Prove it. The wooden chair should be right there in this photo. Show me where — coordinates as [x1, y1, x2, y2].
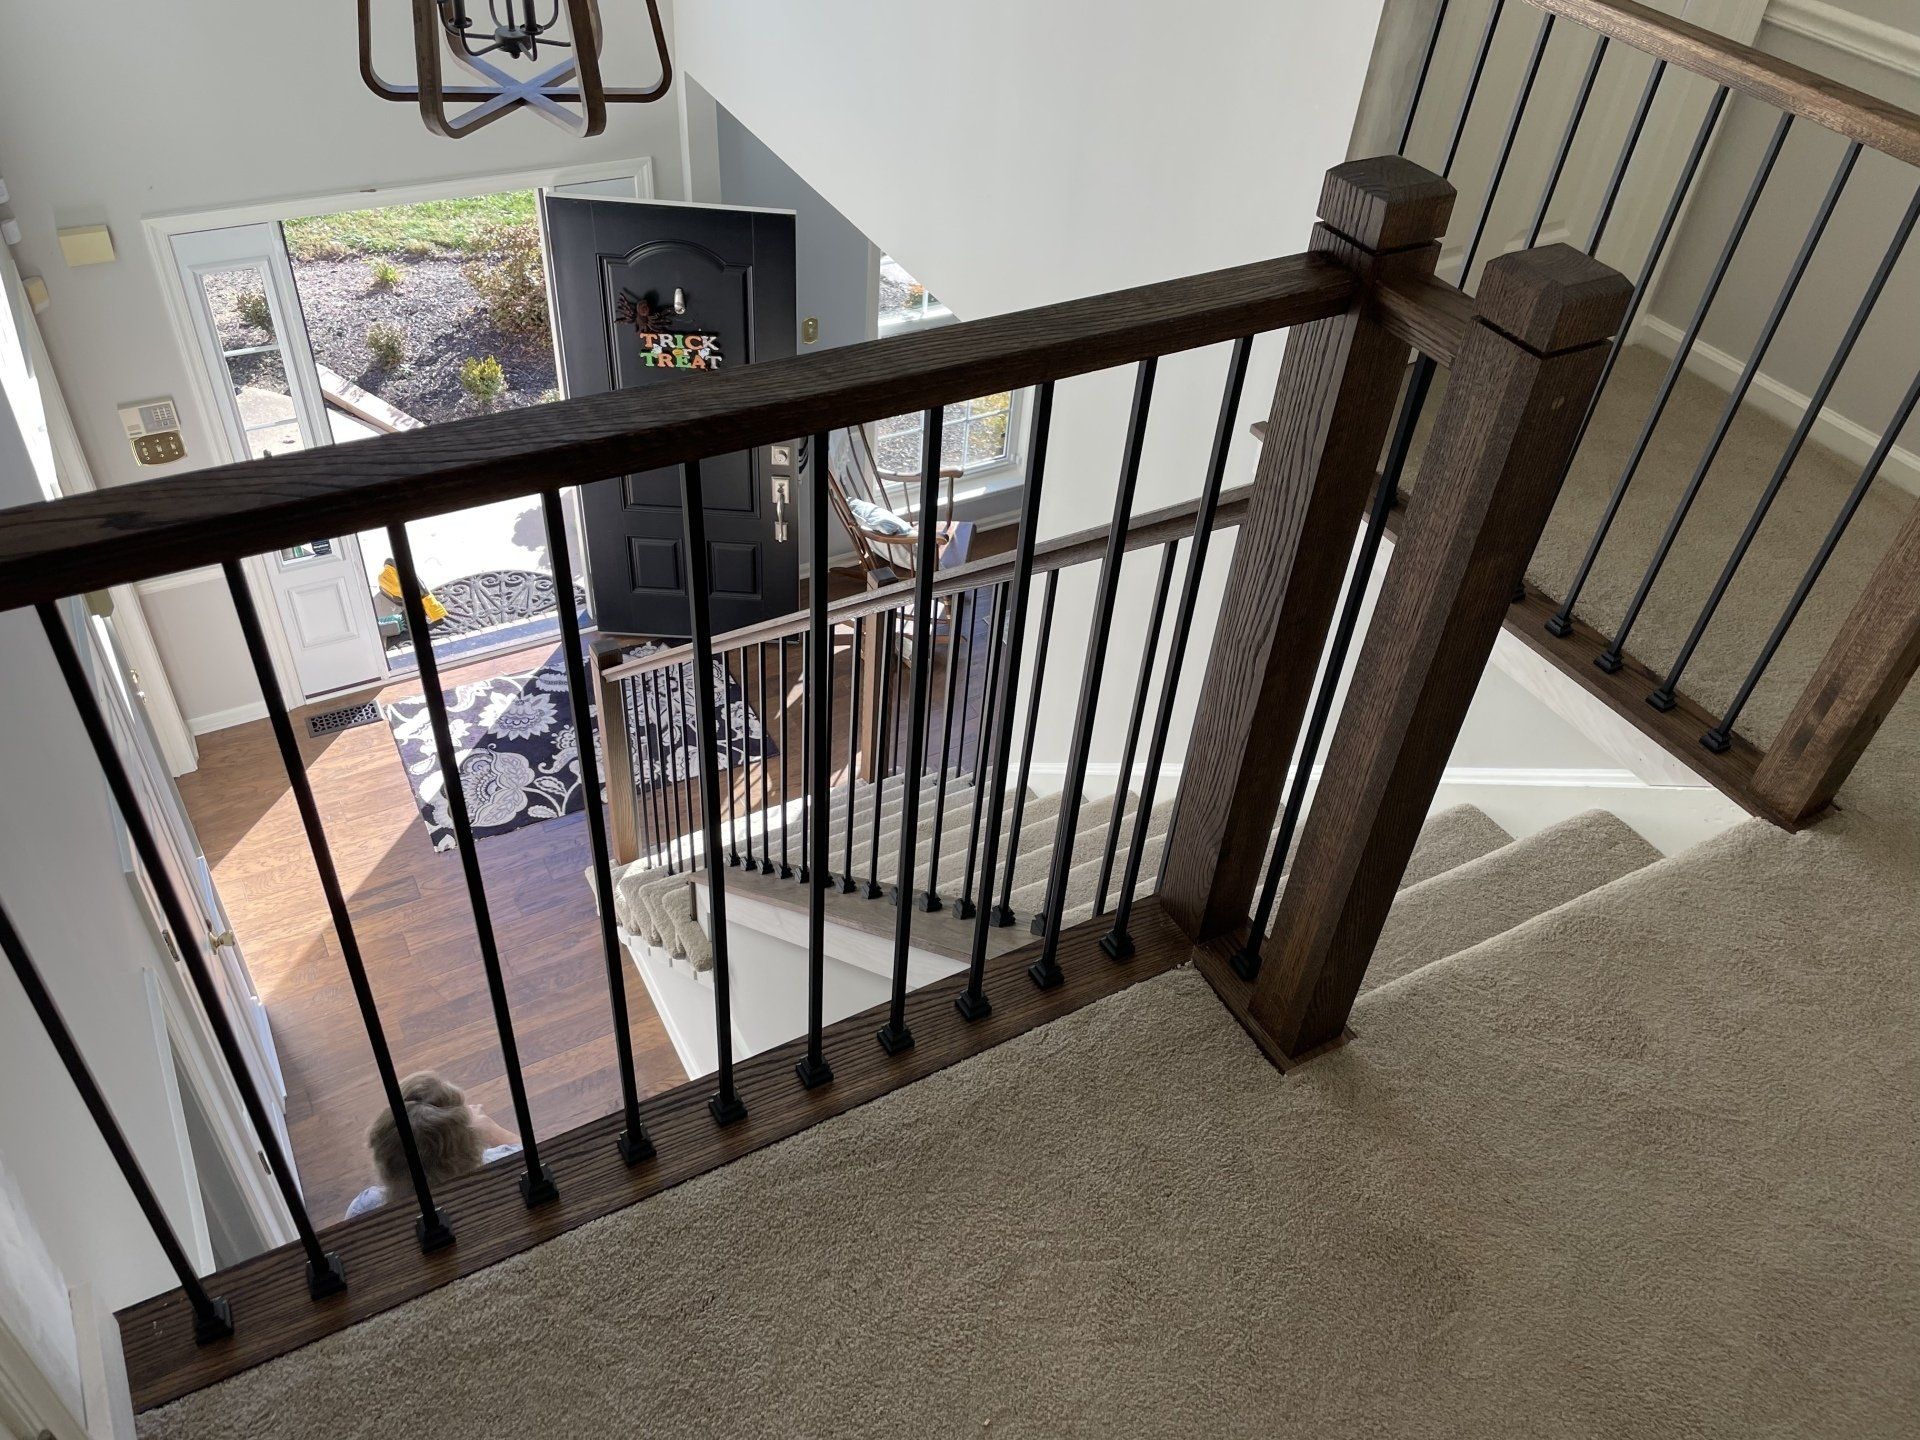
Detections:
[822, 426, 973, 588]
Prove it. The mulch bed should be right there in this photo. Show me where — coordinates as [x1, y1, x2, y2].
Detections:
[285, 255, 558, 423]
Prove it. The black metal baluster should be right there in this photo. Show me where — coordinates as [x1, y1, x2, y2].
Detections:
[1547, 88, 1757, 639]
[0, 898, 235, 1342]
[1456, 11, 1555, 287]
[959, 386, 1055, 1012]
[1441, 0, 1506, 180]
[953, 582, 1007, 924]
[757, 644, 775, 873]
[797, 430, 836, 1087]
[722, 647, 741, 868]
[737, 648, 756, 872]
[1587, 59, 1667, 255]
[1704, 363, 1920, 753]
[680, 461, 747, 1124]
[1030, 359, 1157, 983]
[864, 610, 897, 900]
[222, 562, 454, 1246]
[627, 676, 656, 871]
[837, 619, 863, 893]
[779, 639, 794, 879]
[1396, 0, 1453, 157]
[1531, 79, 1726, 638]
[796, 635, 811, 884]
[1092, 538, 1178, 919]
[1658, 184, 1920, 711]
[388, 527, 558, 1206]
[645, 674, 674, 873]
[1525, 32, 1608, 249]
[1231, 361, 1433, 980]
[955, 585, 982, 775]
[540, 491, 654, 1164]
[665, 665, 687, 875]
[37, 602, 348, 1292]
[993, 569, 1060, 927]
[1104, 335, 1253, 958]
[913, 587, 969, 911]
[1603, 138, 1861, 674]
[877, 409, 945, 1054]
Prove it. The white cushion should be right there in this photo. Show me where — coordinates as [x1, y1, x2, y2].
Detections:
[846, 496, 913, 536]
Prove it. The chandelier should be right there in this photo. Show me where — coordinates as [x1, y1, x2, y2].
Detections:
[357, 0, 672, 139]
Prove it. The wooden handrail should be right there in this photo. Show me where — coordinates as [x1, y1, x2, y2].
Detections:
[1530, 0, 1920, 167]
[0, 254, 1357, 611]
[599, 483, 1255, 685]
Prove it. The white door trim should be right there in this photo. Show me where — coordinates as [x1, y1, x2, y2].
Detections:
[142, 158, 654, 706]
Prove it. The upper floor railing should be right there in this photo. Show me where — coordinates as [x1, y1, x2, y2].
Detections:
[8, 150, 1630, 1410]
[1395, 0, 1920, 825]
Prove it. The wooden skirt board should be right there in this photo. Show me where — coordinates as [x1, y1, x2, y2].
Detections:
[118, 899, 1196, 1412]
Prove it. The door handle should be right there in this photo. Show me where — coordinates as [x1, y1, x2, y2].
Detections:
[772, 476, 790, 543]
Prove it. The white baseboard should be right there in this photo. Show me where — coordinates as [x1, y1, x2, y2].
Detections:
[187, 700, 267, 736]
[1766, 0, 1920, 79]
[1632, 313, 1920, 498]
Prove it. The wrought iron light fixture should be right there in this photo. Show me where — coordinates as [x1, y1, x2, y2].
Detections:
[358, 0, 671, 139]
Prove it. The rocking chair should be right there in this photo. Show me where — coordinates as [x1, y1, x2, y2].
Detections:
[823, 426, 973, 589]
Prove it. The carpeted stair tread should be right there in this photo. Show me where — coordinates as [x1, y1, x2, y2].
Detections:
[1007, 796, 1169, 922]
[1360, 809, 1660, 992]
[1399, 804, 1514, 887]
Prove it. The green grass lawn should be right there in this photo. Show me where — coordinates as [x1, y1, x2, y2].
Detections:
[284, 191, 537, 260]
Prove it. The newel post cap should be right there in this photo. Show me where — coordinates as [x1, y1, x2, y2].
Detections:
[1473, 244, 1634, 355]
[1318, 156, 1456, 252]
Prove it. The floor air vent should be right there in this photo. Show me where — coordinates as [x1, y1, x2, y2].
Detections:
[307, 701, 383, 738]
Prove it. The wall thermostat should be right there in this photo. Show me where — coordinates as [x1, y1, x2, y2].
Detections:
[119, 397, 186, 466]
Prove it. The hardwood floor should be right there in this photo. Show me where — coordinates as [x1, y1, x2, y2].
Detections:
[180, 534, 1014, 1228]
[180, 640, 690, 1227]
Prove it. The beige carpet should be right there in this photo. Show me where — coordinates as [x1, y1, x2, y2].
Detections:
[140, 352, 1920, 1438]
[1361, 808, 1658, 990]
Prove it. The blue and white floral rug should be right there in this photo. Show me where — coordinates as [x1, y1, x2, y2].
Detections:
[386, 647, 770, 851]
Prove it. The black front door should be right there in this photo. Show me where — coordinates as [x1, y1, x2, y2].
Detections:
[542, 196, 798, 637]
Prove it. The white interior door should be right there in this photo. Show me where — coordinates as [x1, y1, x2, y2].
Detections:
[171, 224, 386, 701]
[85, 603, 294, 1171]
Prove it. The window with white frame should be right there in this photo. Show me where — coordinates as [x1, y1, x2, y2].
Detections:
[874, 255, 1014, 476]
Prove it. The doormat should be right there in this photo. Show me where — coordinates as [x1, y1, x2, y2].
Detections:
[430, 569, 589, 638]
[307, 700, 382, 738]
[622, 644, 775, 789]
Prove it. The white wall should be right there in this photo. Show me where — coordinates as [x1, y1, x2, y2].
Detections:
[676, 0, 1387, 770]
[0, 250, 202, 1333]
[0, 1, 688, 731]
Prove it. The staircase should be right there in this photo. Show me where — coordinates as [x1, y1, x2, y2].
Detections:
[6, 3, 1920, 1429]
[615, 760, 1677, 1076]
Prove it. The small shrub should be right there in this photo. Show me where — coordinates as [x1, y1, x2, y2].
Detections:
[461, 221, 549, 336]
[458, 355, 507, 409]
[366, 321, 407, 370]
[235, 289, 273, 332]
[368, 258, 403, 291]
[536, 387, 560, 406]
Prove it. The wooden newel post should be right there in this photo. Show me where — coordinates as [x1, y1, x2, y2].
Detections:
[1751, 503, 1920, 824]
[595, 644, 641, 866]
[1249, 244, 1632, 1059]
[1160, 156, 1455, 942]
